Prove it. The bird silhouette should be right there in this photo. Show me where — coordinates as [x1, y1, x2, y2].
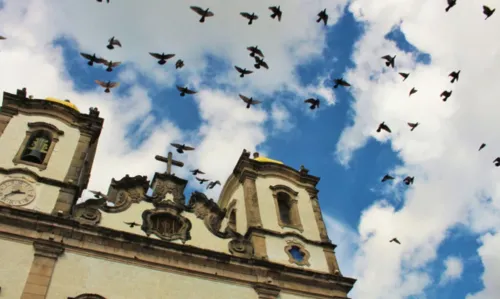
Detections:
[239, 94, 262, 109]
[483, 5, 495, 19]
[190, 6, 214, 23]
[409, 87, 418, 96]
[390, 238, 401, 244]
[333, 78, 351, 88]
[235, 66, 253, 78]
[170, 143, 195, 154]
[254, 56, 269, 69]
[149, 52, 175, 65]
[247, 46, 264, 58]
[124, 221, 141, 228]
[381, 174, 394, 182]
[176, 85, 197, 97]
[269, 6, 282, 21]
[403, 176, 414, 185]
[445, 0, 456, 12]
[80, 53, 106, 66]
[479, 143, 486, 151]
[0, 36, 6, 40]
[95, 80, 120, 93]
[317, 9, 328, 25]
[408, 122, 419, 131]
[175, 59, 184, 69]
[382, 55, 396, 68]
[190, 169, 205, 175]
[304, 98, 320, 110]
[449, 70, 460, 83]
[440, 90, 452, 102]
[100, 60, 121, 72]
[494, 158, 500, 167]
[196, 177, 209, 184]
[107, 36, 121, 50]
[377, 122, 392, 133]
[96, 0, 110, 3]
[399, 72, 410, 81]
[240, 12, 258, 25]
[207, 180, 221, 189]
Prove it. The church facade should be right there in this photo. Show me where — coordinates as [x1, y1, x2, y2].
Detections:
[0, 88, 356, 299]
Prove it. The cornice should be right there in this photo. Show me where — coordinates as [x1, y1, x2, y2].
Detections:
[245, 227, 337, 251]
[33, 239, 65, 259]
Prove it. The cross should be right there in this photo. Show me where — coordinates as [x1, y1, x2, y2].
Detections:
[155, 152, 184, 175]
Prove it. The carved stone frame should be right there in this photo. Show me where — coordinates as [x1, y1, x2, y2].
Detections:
[226, 199, 237, 232]
[269, 185, 303, 232]
[284, 240, 311, 267]
[141, 205, 192, 243]
[68, 294, 106, 299]
[13, 122, 65, 171]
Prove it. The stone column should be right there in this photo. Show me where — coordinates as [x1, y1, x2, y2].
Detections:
[253, 284, 281, 299]
[323, 247, 342, 275]
[240, 170, 262, 228]
[250, 231, 268, 260]
[307, 188, 329, 242]
[21, 239, 64, 299]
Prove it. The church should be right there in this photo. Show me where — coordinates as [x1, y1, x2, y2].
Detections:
[0, 88, 356, 299]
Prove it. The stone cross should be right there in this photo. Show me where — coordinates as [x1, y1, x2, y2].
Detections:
[155, 152, 184, 175]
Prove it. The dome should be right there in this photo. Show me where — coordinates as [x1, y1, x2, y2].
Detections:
[254, 156, 284, 165]
[45, 97, 80, 112]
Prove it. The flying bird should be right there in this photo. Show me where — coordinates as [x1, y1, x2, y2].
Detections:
[106, 36, 121, 50]
[190, 6, 214, 23]
[269, 6, 282, 21]
[449, 70, 460, 83]
[317, 9, 328, 25]
[0, 36, 6, 40]
[170, 143, 195, 154]
[240, 12, 258, 25]
[124, 221, 141, 228]
[381, 174, 395, 182]
[100, 60, 121, 72]
[235, 66, 253, 78]
[408, 122, 419, 131]
[403, 176, 414, 185]
[440, 90, 452, 102]
[445, 0, 456, 12]
[377, 122, 392, 133]
[207, 180, 221, 189]
[483, 5, 495, 19]
[175, 59, 184, 69]
[190, 169, 205, 175]
[239, 94, 262, 109]
[80, 52, 106, 66]
[409, 87, 418, 96]
[254, 56, 269, 69]
[176, 85, 197, 97]
[96, 0, 110, 3]
[95, 80, 119, 93]
[479, 143, 486, 151]
[399, 72, 409, 81]
[333, 78, 351, 88]
[382, 55, 396, 68]
[196, 177, 209, 184]
[304, 98, 320, 110]
[390, 238, 401, 245]
[149, 52, 175, 65]
[494, 157, 500, 167]
[247, 46, 264, 58]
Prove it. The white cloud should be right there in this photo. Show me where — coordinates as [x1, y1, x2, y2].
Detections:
[323, 214, 359, 277]
[467, 233, 500, 299]
[270, 102, 294, 133]
[333, 0, 500, 298]
[440, 256, 464, 285]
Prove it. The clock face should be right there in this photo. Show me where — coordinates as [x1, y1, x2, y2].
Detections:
[0, 179, 36, 206]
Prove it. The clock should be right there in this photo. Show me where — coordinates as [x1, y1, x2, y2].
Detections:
[0, 179, 36, 206]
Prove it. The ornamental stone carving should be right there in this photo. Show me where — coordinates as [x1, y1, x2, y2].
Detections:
[141, 200, 192, 243]
[100, 174, 149, 213]
[151, 173, 187, 205]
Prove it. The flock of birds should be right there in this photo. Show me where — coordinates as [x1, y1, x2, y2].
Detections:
[1, 2, 498, 243]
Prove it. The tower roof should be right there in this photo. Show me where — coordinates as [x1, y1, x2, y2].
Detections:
[45, 97, 79, 112]
[253, 156, 284, 165]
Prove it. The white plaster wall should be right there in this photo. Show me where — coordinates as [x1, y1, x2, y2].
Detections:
[265, 235, 329, 273]
[0, 114, 80, 181]
[0, 172, 61, 214]
[255, 177, 321, 241]
[0, 238, 34, 299]
[47, 252, 258, 299]
[99, 201, 230, 254]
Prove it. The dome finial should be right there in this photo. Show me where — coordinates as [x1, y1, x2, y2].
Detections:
[253, 152, 259, 158]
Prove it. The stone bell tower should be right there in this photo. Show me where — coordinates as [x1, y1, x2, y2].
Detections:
[0, 88, 103, 215]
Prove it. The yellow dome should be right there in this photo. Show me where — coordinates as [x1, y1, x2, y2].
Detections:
[254, 156, 284, 165]
[45, 97, 79, 112]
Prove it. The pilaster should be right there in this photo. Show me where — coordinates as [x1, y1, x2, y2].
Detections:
[323, 247, 342, 275]
[249, 231, 268, 260]
[239, 169, 263, 228]
[253, 283, 281, 299]
[307, 188, 330, 242]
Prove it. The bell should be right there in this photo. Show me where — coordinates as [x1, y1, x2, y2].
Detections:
[21, 149, 44, 163]
[21, 136, 50, 164]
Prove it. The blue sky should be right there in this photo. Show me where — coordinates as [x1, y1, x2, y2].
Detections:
[1, 1, 500, 298]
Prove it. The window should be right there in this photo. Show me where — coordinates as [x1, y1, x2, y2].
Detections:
[20, 130, 52, 164]
[269, 185, 303, 232]
[284, 241, 311, 266]
[68, 294, 106, 299]
[288, 245, 305, 262]
[277, 192, 292, 225]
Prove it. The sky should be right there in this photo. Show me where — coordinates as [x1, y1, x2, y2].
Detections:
[0, 1, 499, 298]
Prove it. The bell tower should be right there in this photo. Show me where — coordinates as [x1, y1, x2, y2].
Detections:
[0, 88, 103, 215]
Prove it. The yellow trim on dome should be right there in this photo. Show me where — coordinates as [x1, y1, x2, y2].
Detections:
[254, 156, 284, 165]
[45, 97, 79, 112]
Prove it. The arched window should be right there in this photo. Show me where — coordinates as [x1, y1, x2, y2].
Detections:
[68, 294, 106, 299]
[277, 192, 292, 225]
[270, 185, 303, 232]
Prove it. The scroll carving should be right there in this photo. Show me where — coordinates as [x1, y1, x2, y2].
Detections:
[72, 195, 106, 225]
[100, 175, 149, 213]
[141, 201, 192, 243]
